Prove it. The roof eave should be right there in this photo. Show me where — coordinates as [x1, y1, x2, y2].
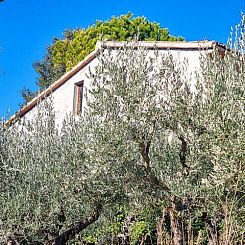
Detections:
[5, 49, 97, 126]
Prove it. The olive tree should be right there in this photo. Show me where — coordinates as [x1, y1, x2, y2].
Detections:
[1, 17, 245, 245]
[84, 27, 245, 243]
[0, 47, 192, 244]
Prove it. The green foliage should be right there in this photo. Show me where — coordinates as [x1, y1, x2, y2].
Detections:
[52, 12, 183, 72]
[128, 208, 157, 245]
[20, 87, 37, 105]
[83, 234, 97, 244]
[129, 221, 148, 245]
[108, 209, 127, 236]
[33, 45, 66, 91]
[22, 13, 184, 104]
[2, 15, 245, 245]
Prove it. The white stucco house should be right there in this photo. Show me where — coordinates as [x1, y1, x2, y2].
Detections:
[6, 41, 226, 127]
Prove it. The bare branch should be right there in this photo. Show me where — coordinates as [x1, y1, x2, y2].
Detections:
[178, 135, 190, 175]
[50, 204, 102, 245]
[139, 140, 171, 193]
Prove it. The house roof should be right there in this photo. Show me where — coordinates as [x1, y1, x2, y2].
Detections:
[98, 40, 227, 51]
[5, 40, 227, 126]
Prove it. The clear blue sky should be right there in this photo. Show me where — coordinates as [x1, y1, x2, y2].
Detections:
[0, 0, 244, 118]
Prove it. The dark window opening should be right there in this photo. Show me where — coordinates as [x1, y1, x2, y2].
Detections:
[73, 81, 84, 115]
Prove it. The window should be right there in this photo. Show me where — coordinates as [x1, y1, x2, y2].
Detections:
[73, 81, 84, 116]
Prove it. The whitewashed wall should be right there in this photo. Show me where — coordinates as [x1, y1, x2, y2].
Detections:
[19, 48, 203, 128]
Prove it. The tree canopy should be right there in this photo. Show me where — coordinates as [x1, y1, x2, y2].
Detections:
[2, 14, 244, 245]
[21, 13, 183, 104]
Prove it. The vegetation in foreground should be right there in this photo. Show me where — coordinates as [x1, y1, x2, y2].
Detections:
[0, 15, 244, 245]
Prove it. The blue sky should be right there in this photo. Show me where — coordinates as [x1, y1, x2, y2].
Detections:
[0, 0, 244, 118]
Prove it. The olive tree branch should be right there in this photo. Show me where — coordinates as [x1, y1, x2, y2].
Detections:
[50, 202, 102, 245]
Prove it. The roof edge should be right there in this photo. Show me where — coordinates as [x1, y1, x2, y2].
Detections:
[5, 40, 227, 126]
[5, 49, 98, 126]
[96, 40, 228, 51]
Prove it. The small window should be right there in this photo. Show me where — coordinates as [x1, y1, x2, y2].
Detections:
[73, 81, 84, 116]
